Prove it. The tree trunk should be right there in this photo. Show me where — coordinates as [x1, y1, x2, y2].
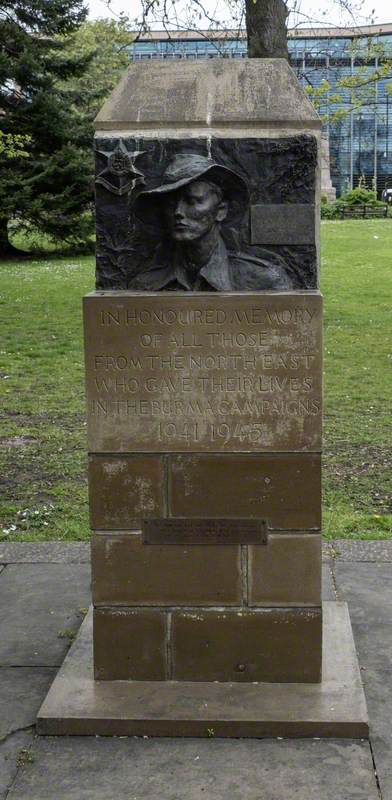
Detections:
[245, 0, 289, 59]
[0, 216, 23, 258]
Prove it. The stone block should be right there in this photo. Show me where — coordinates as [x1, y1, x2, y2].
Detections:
[84, 293, 322, 453]
[248, 533, 321, 606]
[169, 454, 321, 529]
[88, 455, 165, 529]
[37, 604, 368, 738]
[91, 532, 241, 606]
[172, 607, 322, 683]
[93, 608, 166, 680]
[95, 59, 320, 129]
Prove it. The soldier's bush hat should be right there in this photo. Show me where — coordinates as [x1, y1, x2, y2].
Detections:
[134, 153, 248, 225]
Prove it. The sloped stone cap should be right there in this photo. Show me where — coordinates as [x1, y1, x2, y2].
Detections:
[95, 58, 320, 130]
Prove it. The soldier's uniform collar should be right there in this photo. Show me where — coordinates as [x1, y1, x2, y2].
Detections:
[173, 235, 230, 291]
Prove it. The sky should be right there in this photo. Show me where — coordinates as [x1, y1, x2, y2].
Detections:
[87, 0, 392, 29]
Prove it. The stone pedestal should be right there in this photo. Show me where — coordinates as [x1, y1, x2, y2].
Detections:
[321, 132, 336, 201]
[37, 58, 367, 737]
[84, 291, 323, 685]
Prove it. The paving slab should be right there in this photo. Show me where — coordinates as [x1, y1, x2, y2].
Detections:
[0, 668, 55, 738]
[0, 542, 387, 800]
[328, 539, 392, 562]
[2, 539, 390, 565]
[335, 563, 392, 800]
[0, 564, 91, 666]
[0, 730, 34, 800]
[334, 562, 392, 624]
[360, 667, 392, 799]
[322, 563, 336, 600]
[0, 542, 90, 564]
[1, 539, 391, 566]
[352, 623, 392, 672]
[6, 736, 378, 800]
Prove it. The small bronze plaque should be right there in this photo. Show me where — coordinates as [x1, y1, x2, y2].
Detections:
[142, 518, 268, 545]
[251, 204, 315, 245]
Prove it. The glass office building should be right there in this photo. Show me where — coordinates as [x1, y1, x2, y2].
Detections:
[130, 24, 392, 197]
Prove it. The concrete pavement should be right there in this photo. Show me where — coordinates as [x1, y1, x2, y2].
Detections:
[1, 539, 391, 799]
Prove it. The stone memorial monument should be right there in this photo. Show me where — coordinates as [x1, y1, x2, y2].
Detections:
[320, 132, 336, 202]
[38, 59, 368, 737]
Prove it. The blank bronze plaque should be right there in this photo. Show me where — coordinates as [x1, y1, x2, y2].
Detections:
[142, 518, 268, 545]
[251, 205, 315, 245]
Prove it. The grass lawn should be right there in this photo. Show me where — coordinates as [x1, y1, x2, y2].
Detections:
[0, 219, 391, 541]
[321, 220, 391, 538]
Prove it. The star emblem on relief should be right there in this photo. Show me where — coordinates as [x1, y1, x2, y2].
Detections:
[95, 140, 146, 196]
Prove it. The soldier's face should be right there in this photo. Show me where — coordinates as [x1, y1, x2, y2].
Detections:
[164, 180, 228, 241]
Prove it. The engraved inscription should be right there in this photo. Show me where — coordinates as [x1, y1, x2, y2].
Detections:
[142, 518, 268, 545]
[84, 293, 322, 453]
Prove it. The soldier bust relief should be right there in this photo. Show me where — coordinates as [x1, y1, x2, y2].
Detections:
[130, 154, 293, 292]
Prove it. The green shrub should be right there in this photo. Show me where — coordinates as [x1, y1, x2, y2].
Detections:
[341, 187, 377, 205]
[320, 192, 389, 219]
[320, 201, 345, 219]
[321, 203, 337, 219]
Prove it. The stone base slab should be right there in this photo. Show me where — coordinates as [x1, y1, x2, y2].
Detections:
[37, 602, 368, 738]
[93, 605, 322, 683]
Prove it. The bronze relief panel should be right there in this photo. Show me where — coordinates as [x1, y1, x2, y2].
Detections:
[95, 136, 317, 291]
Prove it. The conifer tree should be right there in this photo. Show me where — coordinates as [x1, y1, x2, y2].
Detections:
[0, 0, 92, 255]
[56, 19, 132, 121]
